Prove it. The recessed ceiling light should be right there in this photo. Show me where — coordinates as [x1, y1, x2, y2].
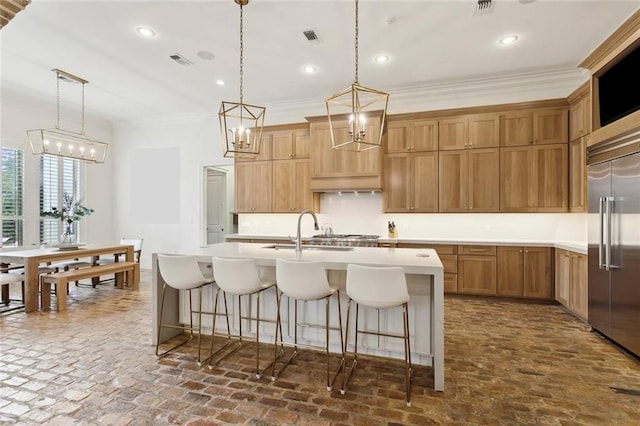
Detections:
[197, 51, 215, 61]
[499, 35, 518, 46]
[216, 79, 225, 86]
[136, 26, 156, 38]
[375, 54, 390, 63]
[304, 65, 318, 74]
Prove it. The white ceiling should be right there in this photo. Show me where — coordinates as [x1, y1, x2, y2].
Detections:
[1, 0, 639, 124]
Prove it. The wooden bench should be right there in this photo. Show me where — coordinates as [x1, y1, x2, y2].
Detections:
[40, 261, 139, 311]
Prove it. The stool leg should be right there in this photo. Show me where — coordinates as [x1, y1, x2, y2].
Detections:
[403, 302, 412, 407]
[155, 284, 167, 356]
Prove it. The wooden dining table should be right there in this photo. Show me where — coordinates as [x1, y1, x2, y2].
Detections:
[0, 243, 136, 312]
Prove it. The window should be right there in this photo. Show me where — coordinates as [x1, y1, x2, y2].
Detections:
[1, 147, 25, 247]
[39, 155, 81, 245]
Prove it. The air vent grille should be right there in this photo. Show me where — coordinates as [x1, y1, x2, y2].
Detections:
[170, 54, 193, 66]
[303, 29, 320, 43]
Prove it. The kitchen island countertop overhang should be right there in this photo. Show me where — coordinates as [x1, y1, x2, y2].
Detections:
[151, 242, 444, 391]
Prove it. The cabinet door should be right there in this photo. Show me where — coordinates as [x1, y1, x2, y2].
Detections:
[234, 161, 255, 212]
[293, 129, 310, 159]
[500, 146, 533, 212]
[533, 144, 568, 212]
[532, 108, 568, 145]
[252, 161, 273, 212]
[272, 131, 295, 160]
[502, 111, 533, 147]
[458, 255, 497, 295]
[569, 137, 587, 212]
[523, 247, 552, 299]
[272, 160, 294, 212]
[570, 253, 588, 319]
[468, 113, 500, 148]
[411, 120, 438, 151]
[411, 152, 439, 212]
[497, 246, 524, 297]
[235, 132, 272, 162]
[439, 117, 468, 150]
[438, 150, 468, 212]
[569, 96, 588, 142]
[468, 148, 500, 212]
[555, 249, 570, 306]
[385, 120, 410, 153]
[383, 154, 411, 212]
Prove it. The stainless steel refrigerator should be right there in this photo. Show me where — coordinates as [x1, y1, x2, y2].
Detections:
[587, 138, 640, 359]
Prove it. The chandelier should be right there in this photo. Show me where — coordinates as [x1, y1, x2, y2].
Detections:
[26, 69, 108, 164]
[325, 0, 389, 152]
[219, 0, 265, 159]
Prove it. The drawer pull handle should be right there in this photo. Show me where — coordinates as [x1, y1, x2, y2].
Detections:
[468, 248, 487, 252]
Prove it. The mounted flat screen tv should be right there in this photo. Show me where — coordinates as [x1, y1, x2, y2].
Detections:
[597, 42, 640, 127]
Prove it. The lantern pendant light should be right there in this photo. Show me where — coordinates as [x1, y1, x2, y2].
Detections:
[218, 0, 265, 159]
[325, 0, 389, 152]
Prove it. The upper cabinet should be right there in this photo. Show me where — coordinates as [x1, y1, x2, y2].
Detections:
[234, 161, 272, 212]
[384, 151, 438, 213]
[235, 132, 272, 162]
[308, 116, 383, 191]
[569, 93, 591, 142]
[439, 113, 500, 150]
[502, 111, 533, 146]
[532, 107, 569, 145]
[385, 119, 438, 153]
[272, 127, 311, 160]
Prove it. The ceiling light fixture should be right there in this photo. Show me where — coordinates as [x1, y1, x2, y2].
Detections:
[216, 79, 225, 86]
[304, 65, 318, 74]
[375, 54, 389, 63]
[26, 69, 108, 164]
[136, 26, 156, 38]
[218, 0, 265, 159]
[325, 0, 389, 152]
[499, 35, 518, 45]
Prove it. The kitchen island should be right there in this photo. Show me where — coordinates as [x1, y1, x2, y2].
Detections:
[151, 242, 444, 391]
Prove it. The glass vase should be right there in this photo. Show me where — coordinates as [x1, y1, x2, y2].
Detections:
[60, 221, 77, 245]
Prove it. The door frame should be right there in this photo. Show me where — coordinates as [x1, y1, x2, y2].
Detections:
[200, 164, 234, 247]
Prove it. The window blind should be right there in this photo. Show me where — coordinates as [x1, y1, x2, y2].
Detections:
[1, 147, 25, 247]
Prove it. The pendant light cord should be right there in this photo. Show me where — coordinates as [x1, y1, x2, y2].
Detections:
[239, 3, 244, 106]
[56, 71, 60, 130]
[354, 0, 359, 84]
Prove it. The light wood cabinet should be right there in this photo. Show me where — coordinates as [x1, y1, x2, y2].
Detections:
[386, 119, 438, 153]
[497, 246, 553, 299]
[569, 93, 591, 142]
[569, 137, 587, 212]
[397, 243, 458, 293]
[555, 249, 588, 320]
[234, 161, 272, 212]
[439, 148, 500, 212]
[502, 111, 533, 147]
[309, 118, 383, 191]
[384, 152, 438, 212]
[458, 245, 497, 295]
[439, 114, 500, 150]
[272, 159, 317, 213]
[272, 128, 310, 160]
[235, 132, 272, 162]
[532, 107, 569, 145]
[500, 144, 568, 212]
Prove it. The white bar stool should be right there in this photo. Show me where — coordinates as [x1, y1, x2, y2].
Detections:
[272, 258, 344, 391]
[209, 257, 278, 378]
[341, 264, 413, 407]
[156, 254, 215, 364]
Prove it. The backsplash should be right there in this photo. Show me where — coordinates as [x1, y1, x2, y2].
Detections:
[238, 192, 587, 244]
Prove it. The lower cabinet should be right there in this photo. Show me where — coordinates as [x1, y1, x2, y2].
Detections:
[497, 246, 553, 299]
[396, 243, 458, 293]
[555, 249, 588, 319]
[458, 245, 497, 295]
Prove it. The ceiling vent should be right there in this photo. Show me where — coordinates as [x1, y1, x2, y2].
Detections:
[170, 53, 193, 66]
[303, 29, 321, 43]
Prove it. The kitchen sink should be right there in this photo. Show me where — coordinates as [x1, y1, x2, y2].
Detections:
[262, 244, 354, 252]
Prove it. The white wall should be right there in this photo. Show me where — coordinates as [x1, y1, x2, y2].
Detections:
[238, 192, 587, 245]
[0, 88, 114, 247]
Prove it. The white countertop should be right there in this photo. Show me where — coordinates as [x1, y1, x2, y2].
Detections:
[180, 242, 443, 275]
[225, 234, 588, 255]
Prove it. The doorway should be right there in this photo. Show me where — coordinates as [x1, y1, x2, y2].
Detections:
[202, 165, 234, 245]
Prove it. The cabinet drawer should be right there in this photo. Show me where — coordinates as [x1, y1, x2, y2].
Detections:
[458, 245, 497, 256]
[440, 254, 458, 274]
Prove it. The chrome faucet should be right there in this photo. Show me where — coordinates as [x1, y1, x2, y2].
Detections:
[295, 209, 319, 252]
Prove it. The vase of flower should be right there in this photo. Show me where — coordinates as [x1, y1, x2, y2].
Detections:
[41, 193, 94, 245]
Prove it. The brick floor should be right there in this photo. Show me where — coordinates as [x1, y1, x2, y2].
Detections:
[1, 270, 639, 424]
